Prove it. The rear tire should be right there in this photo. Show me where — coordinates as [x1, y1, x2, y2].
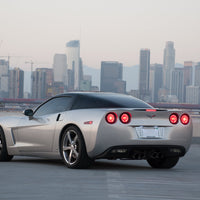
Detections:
[147, 157, 179, 169]
[0, 127, 13, 161]
[60, 126, 92, 169]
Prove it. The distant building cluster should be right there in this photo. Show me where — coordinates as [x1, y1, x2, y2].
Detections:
[138, 41, 200, 104]
[0, 40, 99, 100]
[0, 40, 200, 104]
[0, 60, 24, 99]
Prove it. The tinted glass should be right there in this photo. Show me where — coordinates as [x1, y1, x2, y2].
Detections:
[72, 94, 152, 109]
[34, 96, 72, 117]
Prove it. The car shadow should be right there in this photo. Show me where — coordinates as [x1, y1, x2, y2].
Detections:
[90, 160, 152, 171]
[11, 156, 154, 171]
[12, 157, 64, 166]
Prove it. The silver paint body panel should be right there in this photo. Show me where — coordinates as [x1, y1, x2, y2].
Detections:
[1, 108, 192, 159]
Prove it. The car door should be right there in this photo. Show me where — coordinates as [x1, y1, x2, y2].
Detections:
[16, 96, 73, 153]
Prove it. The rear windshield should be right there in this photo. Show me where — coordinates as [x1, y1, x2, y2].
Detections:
[72, 94, 152, 110]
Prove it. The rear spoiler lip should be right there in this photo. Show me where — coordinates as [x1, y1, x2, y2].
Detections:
[129, 108, 167, 112]
[102, 108, 184, 112]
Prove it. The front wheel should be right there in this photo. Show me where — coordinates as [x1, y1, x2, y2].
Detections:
[147, 157, 179, 169]
[0, 128, 13, 161]
[60, 126, 92, 169]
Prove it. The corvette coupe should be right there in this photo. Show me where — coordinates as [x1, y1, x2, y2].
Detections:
[0, 92, 192, 169]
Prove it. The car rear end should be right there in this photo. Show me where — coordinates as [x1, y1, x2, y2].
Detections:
[91, 108, 193, 162]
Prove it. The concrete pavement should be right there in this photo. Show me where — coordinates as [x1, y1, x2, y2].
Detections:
[0, 144, 199, 200]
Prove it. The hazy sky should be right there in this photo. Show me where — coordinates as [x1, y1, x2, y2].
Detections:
[0, 0, 200, 70]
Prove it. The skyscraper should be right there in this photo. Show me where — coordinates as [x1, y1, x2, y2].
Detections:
[0, 59, 9, 97]
[184, 61, 193, 86]
[185, 62, 200, 104]
[163, 41, 175, 94]
[39, 68, 54, 98]
[32, 68, 46, 99]
[66, 40, 80, 90]
[194, 62, 200, 86]
[139, 49, 150, 100]
[183, 61, 194, 102]
[100, 61, 126, 94]
[150, 64, 163, 102]
[171, 68, 184, 103]
[186, 85, 200, 104]
[53, 54, 67, 86]
[9, 68, 24, 99]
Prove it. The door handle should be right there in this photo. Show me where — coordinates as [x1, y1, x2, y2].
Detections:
[56, 114, 61, 121]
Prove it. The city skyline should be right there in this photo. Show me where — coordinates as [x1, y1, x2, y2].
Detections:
[1, 44, 200, 97]
[1, 37, 200, 104]
[0, 0, 200, 69]
[1, 49, 200, 104]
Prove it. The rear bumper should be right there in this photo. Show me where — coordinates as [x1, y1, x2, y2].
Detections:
[95, 145, 186, 160]
[87, 123, 192, 158]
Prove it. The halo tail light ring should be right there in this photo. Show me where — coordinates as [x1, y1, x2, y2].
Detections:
[180, 114, 190, 125]
[120, 112, 132, 124]
[106, 112, 117, 124]
[169, 113, 179, 124]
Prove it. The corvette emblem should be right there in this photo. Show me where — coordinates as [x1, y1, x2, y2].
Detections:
[147, 114, 156, 118]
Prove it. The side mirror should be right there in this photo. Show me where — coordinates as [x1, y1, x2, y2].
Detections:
[23, 109, 34, 117]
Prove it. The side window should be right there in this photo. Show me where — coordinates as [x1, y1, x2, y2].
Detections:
[34, 97, 72, 117]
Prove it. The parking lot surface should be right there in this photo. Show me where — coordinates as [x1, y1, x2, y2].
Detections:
[0, 144, 200, 200]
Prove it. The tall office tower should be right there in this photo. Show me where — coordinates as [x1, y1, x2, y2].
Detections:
[186, 86, 200, 104]
[80, 75, 92, 91]
[139, 49, 150, 101]
[171, 68, 184, 103]
[183, 61, 194, 102]
[100, 61, 126, 94]
[184, 61, 193, 86]
[0, 59, 9, 97]
[53, 82, 64, 95]
[9, 68, 24, 99]
[163, 41, 175, 94]
[37, 68, 54, 98]
[66, 40, 80, 90]
[194, 62, 200, 86]
[150, 64, 163, 103]
[79, 58, 83, 83]
[53, 54, 67, 86]
[32, 68, 46, 99]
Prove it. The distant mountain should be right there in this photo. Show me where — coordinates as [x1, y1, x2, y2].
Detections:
[83, 65, 139, 91]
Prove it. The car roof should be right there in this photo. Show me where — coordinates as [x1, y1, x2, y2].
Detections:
[55, 92, 152, 109]
[56, 92, 133, 98]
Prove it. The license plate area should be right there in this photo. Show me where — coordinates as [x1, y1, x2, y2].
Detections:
[136, 126, 164, 139]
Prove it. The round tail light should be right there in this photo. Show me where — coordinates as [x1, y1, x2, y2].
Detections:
[120, 112, 131, 124]
[180, 114, 190, 125]
[169, 113, 179, 124]
[106, 112, 117, 124]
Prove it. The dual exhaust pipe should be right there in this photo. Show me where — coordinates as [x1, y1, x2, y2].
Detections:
[132, 151, 164, 160]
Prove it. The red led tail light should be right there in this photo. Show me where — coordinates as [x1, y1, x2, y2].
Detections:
[169, 113, 179, 124]
[120, 112, 131, 124]
[106, 112, 117, 124]
[180, 114, 190, 125]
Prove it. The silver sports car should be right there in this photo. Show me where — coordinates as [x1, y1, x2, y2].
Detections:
[0, 92, 192, 169]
